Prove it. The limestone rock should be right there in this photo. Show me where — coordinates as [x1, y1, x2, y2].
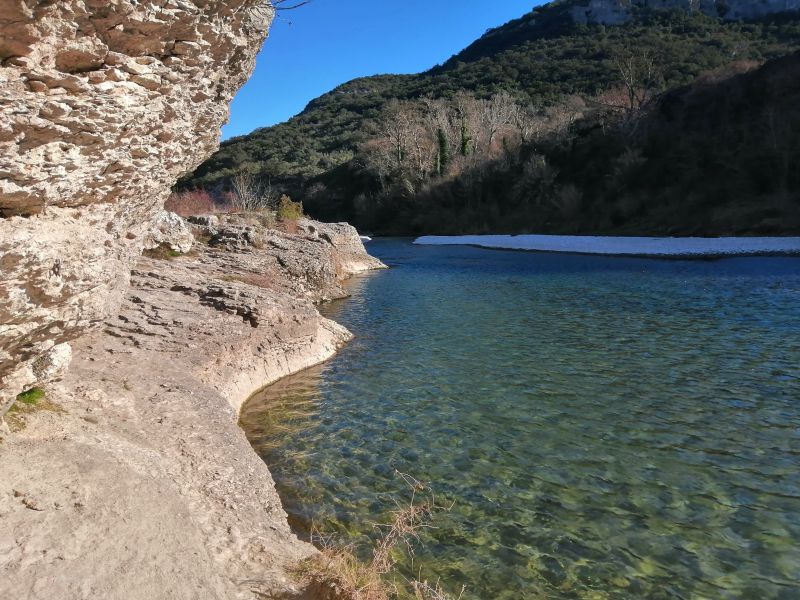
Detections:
[31, 343, 72, 383]
[570, 0, 800, 24]
[187, 214, 221, 229]
[0, 1, 274, 410]
[193, 215, 388, 302]
[298, 219, 387, 277]
[144, 211, 194, 254]
[0, 218, 385, 599]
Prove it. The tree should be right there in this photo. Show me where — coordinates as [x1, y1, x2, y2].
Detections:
[511, 102, 541, 144]
[452, 92, 478, 157]
[422, 97, 455, 176]
[436, 128, 450, 176]
[613, 47, 663, 118]
[479, 91, 516, 152]
[230, 170, 276, 211]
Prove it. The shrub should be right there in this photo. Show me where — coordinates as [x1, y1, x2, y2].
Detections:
[230, 171, 277, 212]
[7, 388, 64, 433]
[165, 189, 218, 217]
[143, 244, 182, 260]
[276, 194, 304, 221]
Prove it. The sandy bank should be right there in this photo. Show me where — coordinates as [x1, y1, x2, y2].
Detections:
[414, 234, 800, 257]
[0, 217, 385, 600]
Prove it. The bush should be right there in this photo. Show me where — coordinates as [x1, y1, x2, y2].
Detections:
[276, 194, 304, 221]
[165, 189, 219, 217]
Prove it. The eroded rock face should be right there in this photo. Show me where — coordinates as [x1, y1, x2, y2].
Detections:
[195, 215, 387, 302]
[0, 1, 273, 411]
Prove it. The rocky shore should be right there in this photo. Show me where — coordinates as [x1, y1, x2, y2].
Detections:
[0, 215, 385, 600]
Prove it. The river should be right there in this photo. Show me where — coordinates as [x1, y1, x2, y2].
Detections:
[241, 238, 800, 600]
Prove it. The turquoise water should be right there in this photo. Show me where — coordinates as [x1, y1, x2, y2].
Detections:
[240, 239, 800, 599]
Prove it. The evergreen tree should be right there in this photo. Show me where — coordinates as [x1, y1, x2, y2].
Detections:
[459, 119, 472, 157]
[436, 128, 450, 176]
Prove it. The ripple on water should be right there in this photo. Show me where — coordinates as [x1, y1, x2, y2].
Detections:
[240, 240, 800, 600]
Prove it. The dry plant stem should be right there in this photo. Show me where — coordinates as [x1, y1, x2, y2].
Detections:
[297, 471, 461, 600]
[412, 579, 466, 600]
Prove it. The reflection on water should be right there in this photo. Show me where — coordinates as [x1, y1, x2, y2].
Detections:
[240, 239, 800, 600]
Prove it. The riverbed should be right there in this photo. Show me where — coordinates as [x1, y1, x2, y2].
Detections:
[241, 239, 800, 600]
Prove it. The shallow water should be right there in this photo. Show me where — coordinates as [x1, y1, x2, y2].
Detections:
[240, 239, 800, 600]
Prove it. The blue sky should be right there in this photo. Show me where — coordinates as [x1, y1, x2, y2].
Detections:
[222, 0, 537, 139]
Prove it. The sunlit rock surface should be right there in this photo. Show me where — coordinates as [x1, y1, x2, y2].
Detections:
[570, 0, 800, 25]
[0, 1, 273, 411]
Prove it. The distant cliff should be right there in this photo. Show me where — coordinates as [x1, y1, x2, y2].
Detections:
[570, 0, 800, 24]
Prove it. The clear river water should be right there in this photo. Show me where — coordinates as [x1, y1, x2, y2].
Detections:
[240, 238, 800, 600]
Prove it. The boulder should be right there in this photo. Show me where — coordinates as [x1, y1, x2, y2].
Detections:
[143, 211, 194, 254]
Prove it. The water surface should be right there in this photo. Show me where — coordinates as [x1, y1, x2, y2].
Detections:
[241, 239, 800, 599]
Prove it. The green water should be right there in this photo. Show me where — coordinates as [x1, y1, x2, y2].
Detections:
[240, 239, 800, 599]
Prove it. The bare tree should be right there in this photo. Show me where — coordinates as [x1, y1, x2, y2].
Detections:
[614, 48, 662, 118]
[421, 96, 456, 176]
[230, 171, 276, 212]
[358, 138, 394, 194]
[452, 92, 480, 156]
[545, 95, 585, 135]
[407, 120, 435, 183]
[511, 102, 541, 144]
[479, 91, 516, 152]
[381, 101, 415, 171]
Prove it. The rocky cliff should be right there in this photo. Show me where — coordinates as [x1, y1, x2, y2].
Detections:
[0, 215, 385, 599]
[0, 0, 273, 415]
[570, 0, 800, 24]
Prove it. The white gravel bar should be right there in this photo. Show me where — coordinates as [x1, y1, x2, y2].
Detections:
[414, 235, 800, 258]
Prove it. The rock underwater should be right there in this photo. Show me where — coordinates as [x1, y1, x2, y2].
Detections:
[0, 0, 274, 415]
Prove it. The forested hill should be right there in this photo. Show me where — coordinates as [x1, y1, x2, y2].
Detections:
[183, 1, 800, 235]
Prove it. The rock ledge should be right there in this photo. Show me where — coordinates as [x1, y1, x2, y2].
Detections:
[0, 216, 386, 600]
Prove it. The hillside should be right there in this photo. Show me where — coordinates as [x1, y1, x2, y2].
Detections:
[183, 1, 800, 234]
[373, 51, 800, 236]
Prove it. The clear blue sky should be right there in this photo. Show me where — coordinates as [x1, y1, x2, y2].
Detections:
[222, 0, 537, 139]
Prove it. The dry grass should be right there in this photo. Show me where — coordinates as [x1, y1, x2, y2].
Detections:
[411, 580, 465, 600]
[292, 473, 462, 600]
[295, 544, 388, 600]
